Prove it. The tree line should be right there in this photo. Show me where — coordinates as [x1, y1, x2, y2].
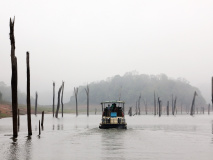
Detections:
[68, 72, 206, 109]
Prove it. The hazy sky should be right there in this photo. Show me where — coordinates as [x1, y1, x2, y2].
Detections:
[1, 0, 213, 104]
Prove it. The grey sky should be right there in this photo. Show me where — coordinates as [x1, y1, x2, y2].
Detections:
[1, 0, 213, 104]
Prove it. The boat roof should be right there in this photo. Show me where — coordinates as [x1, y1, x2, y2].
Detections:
[101, 101, 125, 104]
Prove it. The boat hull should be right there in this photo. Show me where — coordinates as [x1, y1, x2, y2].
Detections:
[99, 123, 127, 129]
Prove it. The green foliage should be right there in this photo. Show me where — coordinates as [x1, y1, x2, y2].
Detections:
[68, 72, 206, 107]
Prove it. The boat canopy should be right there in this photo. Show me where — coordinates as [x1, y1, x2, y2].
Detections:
[101, 101, 125, 104]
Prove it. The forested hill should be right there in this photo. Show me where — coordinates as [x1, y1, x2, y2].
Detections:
[68, 72, 206, 107]
[0, 81, 35, 105]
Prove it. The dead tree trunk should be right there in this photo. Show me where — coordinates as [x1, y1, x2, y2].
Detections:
[85, 85, 89, 117]
[39, 120, 41, 135]
[190, 91, 197, 116]
[10, 17, 18, 138]
[61, 81, 64, 117]
[55, 85, 62, 118]
[35, 92, 38, 116]
[53, 82, 55, 117]
[167, 101, 169, 116]
[172, 94, 174, 115]
[74, 87, 78, 116]
[41, 111, 44, 127]
[138, 94, 141, 115]
[154, 92, 156, 115]
[173, 97, 177, 115]
[26, 52, 32, 136]
[158, 97, 161, 117]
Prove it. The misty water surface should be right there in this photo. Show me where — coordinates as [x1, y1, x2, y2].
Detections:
[0, 114, 213, 160]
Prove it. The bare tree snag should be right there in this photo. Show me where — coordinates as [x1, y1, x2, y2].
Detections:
[172, 94, 174, 115]
[173, 97, 177, 115]
[158, 97, 161, 117]
[35, 92, 38, 116]
[55, 85, 62, 118]
[190, 91, 197, 116]
[154, 92, 156, 116]
[167, 101, 169, 116]
[10, 17, 18, 138]
[85, 84, 89, 117]
[53, 82, 55, 117]
[39, 120, 41, 135]
[26, 52, 32, 136]
[138, 94, 141, 115]
[61, 81, 64, 117]
[41, 111, 44, 127]
[74, 87, 78, 116]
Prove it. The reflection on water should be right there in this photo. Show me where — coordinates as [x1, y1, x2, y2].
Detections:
[0, 115, 213, 160]
[25, 136, 32, 160]
[8, 138, 19, 160]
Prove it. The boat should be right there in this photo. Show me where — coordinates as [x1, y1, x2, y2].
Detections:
[99, 101, 127, 129]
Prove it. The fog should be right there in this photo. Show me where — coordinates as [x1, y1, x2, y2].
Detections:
[1, 0, 213, 104]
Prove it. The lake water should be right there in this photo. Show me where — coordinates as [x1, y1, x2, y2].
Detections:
[0, 114, 213, 160]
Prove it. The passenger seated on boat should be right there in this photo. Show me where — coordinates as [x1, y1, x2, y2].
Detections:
[111, 103, 116, 112]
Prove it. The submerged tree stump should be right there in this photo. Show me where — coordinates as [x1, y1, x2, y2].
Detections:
[85, 85, 89, 117]
[55, 85, 62, 118]
[154, 92, 156, 116]
[10, 17, 18, 138]
[39, 120, 41, 135]
[26, 52, 32, 136]
[61, 81, 64, 117]
[41, 111, 44, 127]
[74, 87, 79, 117]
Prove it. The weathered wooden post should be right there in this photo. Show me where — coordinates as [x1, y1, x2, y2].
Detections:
[74, 87, 78, 116]
[167, 101, 169, 116]
[35, 92, 38, 116]
[190, 91, 197, 116]
[26, 52, 32, 136]
[154, 92, 156, 115]
[9, 17, 18, 138]
[61, 81, 64, 117]
[55, 85, 62, 118]
[41, 111, 44, 127]
[95, 108, 97, 115]
[39, 120, 41, 135]
[53, 82, 55, 117]
[85, 84, 89, 117]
